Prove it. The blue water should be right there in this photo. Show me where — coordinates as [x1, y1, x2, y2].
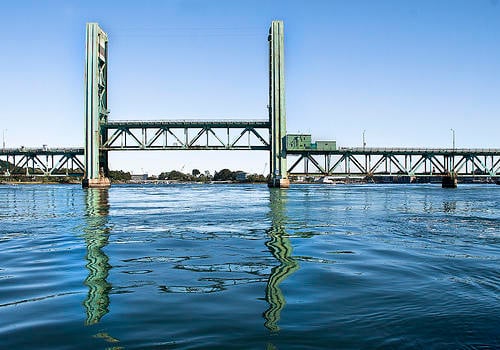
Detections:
[0, 183, 498, 349]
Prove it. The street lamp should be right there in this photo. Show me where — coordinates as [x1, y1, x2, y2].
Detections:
[450, 128, 456, 173]
[362, 130, 366, 149]
[2, 129, 6, 149]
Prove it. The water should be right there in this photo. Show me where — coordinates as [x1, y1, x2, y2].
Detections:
[0, 183, 498, 349]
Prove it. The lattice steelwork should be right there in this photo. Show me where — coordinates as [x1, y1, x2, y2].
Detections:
[0, 148, 84, 176]
[84, 23, 109, 182]
[268, 20, 288, 187]
[101, 120, 270, 151]
[287, 148, 500, 178]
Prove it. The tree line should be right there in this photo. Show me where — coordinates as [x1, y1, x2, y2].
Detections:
[156, 169, 267, 183]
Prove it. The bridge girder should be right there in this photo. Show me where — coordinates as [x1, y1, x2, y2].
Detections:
[0, 149, 84, 177]
[101, 120, 270, 151]
[287, 149, 500, 178]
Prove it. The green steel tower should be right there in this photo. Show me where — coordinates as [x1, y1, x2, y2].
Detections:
[83, 23, 110, 188]
[268, 21, 289, 188]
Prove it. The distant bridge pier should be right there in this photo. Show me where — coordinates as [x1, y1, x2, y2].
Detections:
[268, 21, 289, 188]
[83, 23, 110, 188]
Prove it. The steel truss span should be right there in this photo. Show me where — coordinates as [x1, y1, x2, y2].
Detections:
[102, 120, 271, 151]
[0, 148, 84, 177]
[287, 148, 500, 178]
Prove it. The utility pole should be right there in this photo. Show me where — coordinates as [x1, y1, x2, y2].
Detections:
[450, 128, 456, 173]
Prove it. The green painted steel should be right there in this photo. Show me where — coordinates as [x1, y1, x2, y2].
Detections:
[84, 23, 109, 181]
[315, 141, 336, 151]
[102, 120, 270, 150]
[285, 134, 312, 151]
[0, 147, 84, 176]
[286, 147, 500, 178]
[285, 134, 336, 151]
[269, 21, 288, 185]
[106, 120, 270, 128]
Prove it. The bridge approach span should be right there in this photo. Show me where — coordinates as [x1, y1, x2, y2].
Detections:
[287, 148, 500, 178]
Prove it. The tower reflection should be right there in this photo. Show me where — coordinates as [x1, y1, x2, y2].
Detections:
[83, 188, 112, 325]
[264, 189, 299, 332]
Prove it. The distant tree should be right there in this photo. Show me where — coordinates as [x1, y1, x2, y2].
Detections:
[108, 170, 131, 182]
[192, 169, 200, 177]
[168, 170, 188, 181]
[213, 168, 235, 181]
[157, 170, 193, 181]
[247, 174, 267, 183]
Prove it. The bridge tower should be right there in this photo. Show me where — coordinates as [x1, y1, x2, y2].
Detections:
[83, 23, 111, 188]
[268, 21, 289, 188]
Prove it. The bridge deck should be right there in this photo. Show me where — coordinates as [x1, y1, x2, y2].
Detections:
[2, 146, 499, 156]
[287, 147, 500, 156]
[105, 119, 270, 129]
[1, 146, 499, 178]
[0, 148, 84, 156]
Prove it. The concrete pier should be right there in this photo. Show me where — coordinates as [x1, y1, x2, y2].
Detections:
[442, 173, 458, 188]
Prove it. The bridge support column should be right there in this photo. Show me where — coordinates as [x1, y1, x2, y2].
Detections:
[268, 20, 289, 188]
[83, 23, 110, 188]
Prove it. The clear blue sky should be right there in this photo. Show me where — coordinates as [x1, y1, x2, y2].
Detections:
[1, 0, 499, 175]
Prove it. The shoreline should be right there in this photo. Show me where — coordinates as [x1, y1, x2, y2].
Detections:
[1, 179, 498, 186]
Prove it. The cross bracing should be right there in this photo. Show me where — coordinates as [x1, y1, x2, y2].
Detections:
[101, 120, 271, 151]
[2, 146, 500, 179]
[287, 148, 500, 178]
[0, 148, 85, 176]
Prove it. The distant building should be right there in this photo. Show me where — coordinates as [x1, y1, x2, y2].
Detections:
[235, 171, 248, 182]
[131, 174, 148, 181]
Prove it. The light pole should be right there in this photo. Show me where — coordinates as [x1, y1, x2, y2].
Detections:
[450, 128, 456, 173]
[2, 129, 6, 149]
[362, 130, 366, 149]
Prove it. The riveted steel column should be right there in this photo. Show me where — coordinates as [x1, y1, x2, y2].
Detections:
[83, 23, 110, 188]
[268, 21, 289, 188]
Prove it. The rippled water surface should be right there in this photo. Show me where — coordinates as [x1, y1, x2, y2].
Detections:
[0, 183, 499, 349]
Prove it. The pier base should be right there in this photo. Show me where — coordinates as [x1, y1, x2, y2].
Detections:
[268, 178, 290, 188]
[442, 174, 457, 188]
[82, 177, 111, 189]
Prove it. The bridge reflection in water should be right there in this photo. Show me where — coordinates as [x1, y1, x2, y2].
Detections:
[80, 186, 299, 334]
[83, 188, 112, 325]
[264, 189, 299, 332]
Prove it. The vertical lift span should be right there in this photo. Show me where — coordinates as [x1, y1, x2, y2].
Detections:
[82, 21, 289, 188]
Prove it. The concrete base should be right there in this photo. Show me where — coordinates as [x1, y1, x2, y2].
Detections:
[442, 174, 457, 188]
[82, 177, 111, 189]
[268, 178, 290, 188]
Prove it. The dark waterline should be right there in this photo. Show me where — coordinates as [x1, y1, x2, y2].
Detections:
[0, 184, 499, 349]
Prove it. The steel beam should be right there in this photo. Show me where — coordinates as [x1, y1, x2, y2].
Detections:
[287, 148, 500, 180]
[0, 148, 84, 176]
[84, 23, 110, 188]
[101, 120, 270, 150]
[268, 21, 289, 188]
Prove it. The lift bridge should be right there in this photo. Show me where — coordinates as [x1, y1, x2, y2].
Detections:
[1, 21, 499, 186]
